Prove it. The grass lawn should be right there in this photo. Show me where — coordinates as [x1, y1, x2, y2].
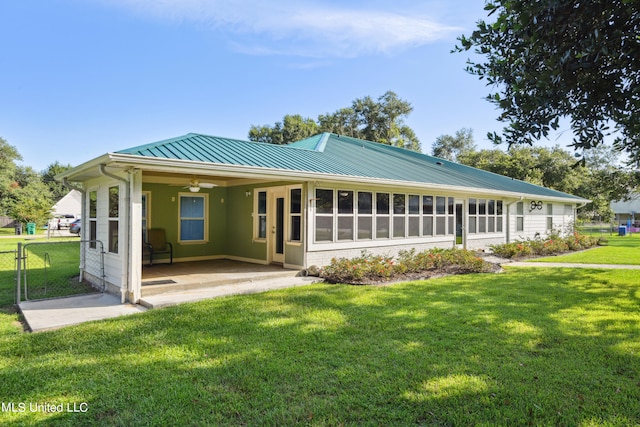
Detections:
[532, 234, 640, 265]
[1, 268, 639, 426]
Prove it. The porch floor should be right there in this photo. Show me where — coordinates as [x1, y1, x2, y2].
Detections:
[139, 259, 315, 308]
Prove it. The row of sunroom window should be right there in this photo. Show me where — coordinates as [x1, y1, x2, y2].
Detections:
[312, 189, 504, 243]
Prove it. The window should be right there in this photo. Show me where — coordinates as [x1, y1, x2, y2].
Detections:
[108, 186, 119, 253]
[478, 199, 486, 233]
[516, 201, 524, 232]
[315, 189, 334, 242]
[488, 199, 495, 233]
[290, 188, 302, 241]
[256, 191, 267, 239]
[393, 194, 406, 238]
[408, 195, 420, 237]
[357, 192, 373, 240]
[546, 203, 553, 231]
[468, 198, 477, 234]
[311, 188, 470, 243]
[337, 190, 354, 241]
[469, 198, 503, 234]
[376, 193, 390, 239]
[422, 196, 434, 236]
[435, 196, 446, 235]
[89, 190, 97, 249]
[179, 194, 207, 242]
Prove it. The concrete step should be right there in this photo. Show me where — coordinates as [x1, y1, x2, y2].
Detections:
[138, 276, 321, 309]
[140, 269, 301, 297]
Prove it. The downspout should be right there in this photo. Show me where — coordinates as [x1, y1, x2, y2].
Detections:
[575, 201, 588, 231]
[63, 178, 86, 281]
[99, 164, 130, 304]
[505, 197, 524, 244]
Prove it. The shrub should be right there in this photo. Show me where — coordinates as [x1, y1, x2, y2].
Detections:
[320, 248, 493, 284]
[490, 232, 601, 259]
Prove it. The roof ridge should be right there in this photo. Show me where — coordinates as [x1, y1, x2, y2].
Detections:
[118, 132, 320, 154]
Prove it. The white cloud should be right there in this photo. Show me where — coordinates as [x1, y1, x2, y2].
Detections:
[100, 0, 461, 57]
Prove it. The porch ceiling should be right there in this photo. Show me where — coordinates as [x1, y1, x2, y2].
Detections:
[142, 171, 255, 187]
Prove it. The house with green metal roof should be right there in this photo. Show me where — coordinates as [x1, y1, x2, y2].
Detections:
[58, 132, 589, 303]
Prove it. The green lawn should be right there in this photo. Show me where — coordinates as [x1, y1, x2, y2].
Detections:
[532, 234, 640, 265]
[1, 268, 638, 426]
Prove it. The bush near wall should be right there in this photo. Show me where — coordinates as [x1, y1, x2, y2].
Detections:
[320, 248, 497, 285]
[490, 232, 604, 259]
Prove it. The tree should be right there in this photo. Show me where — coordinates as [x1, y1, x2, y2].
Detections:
[431, 128, 476, 162]
[249, 91, 421, 151]
[0, 137, 22, 216]
[457, 143, 638, 220]
[7, 180, 53, 227]
[41, 161, 73, 202]
[248, 114, 318, 145]
[576, 145, 639, 220]
[0, 137, 58, 227]
[455, 1, 640, 164]
[459, 145, 583, 194]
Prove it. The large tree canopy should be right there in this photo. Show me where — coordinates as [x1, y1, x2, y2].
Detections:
[249, 91, 421, 151]
[41, 161, 73, 202]
[0, 137, 55, 226]
[433, 129, 638, 220]
[431, 128, 476, 162]
[455, 1, 640, 164]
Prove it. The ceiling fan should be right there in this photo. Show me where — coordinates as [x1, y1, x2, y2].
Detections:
[183, 179, 217, 193]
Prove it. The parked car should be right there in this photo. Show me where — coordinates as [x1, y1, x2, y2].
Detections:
[69, 219, 81, 235]
[54, 214, 79, 229]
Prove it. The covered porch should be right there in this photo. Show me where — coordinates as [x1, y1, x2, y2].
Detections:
[138, 259, 309, 308]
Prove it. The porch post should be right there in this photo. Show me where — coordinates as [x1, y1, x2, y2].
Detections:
[128, 169, 143, 303]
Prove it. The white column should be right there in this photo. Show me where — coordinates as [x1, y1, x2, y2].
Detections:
[128, 169, 143, 303]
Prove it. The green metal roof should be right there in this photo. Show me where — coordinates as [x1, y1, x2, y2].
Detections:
[116, 132, 585, 201]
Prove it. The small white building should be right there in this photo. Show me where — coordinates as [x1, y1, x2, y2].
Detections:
[611, 194, 640, 229]
[51, 189, 82, 227]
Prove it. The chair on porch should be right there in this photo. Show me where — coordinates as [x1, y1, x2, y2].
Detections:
[143, 228, 173, 266]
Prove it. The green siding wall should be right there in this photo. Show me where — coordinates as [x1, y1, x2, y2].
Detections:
[225, 185, 267, 261]
[143, 181, 303, 264]
[143, 183, 227, 260]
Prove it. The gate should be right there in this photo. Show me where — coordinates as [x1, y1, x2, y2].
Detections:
[0, 249, 17, 307]
[16, 240, 105, 302]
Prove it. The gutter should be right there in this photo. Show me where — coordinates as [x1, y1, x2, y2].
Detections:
[98, 164, 131, 304]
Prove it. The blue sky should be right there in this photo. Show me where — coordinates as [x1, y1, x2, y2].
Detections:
[1, 0, 568, 172]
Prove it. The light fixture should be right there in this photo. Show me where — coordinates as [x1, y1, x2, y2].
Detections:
[245, 191, 251, 197]
[189, 186, 200, 193]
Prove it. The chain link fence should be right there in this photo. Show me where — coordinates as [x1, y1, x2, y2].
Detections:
[0, 249, 17, 307]
[17, 240, 105, 303]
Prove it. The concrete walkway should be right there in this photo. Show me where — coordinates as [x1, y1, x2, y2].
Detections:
[505, 261, 640, 269]
[18, 293, 147, 332]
